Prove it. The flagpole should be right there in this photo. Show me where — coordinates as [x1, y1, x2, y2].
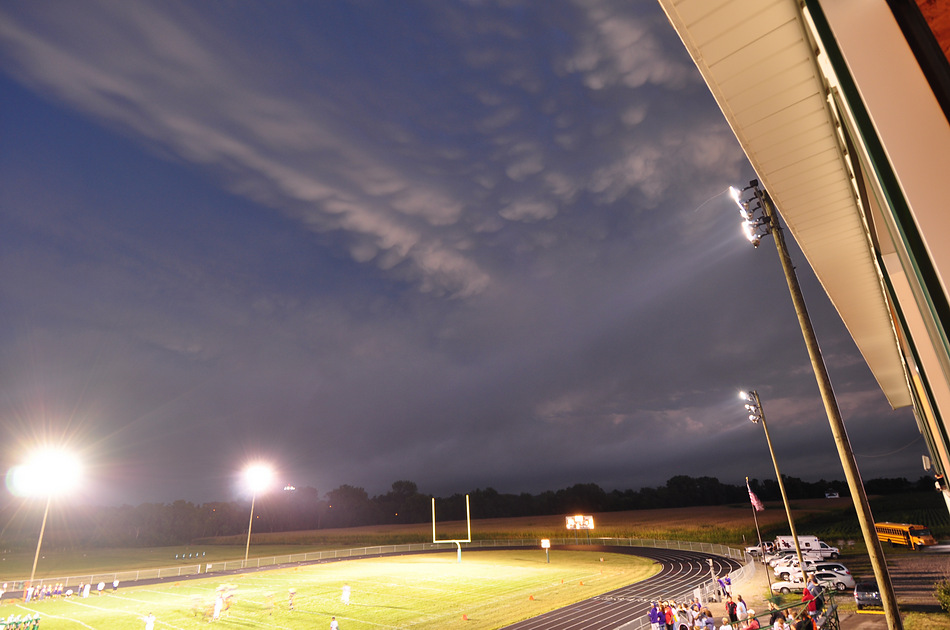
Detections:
[747, 476, 771, 590]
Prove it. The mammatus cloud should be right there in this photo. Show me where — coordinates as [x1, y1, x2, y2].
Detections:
[0, 1, 927, 504]
[564, 0, 696, 91]
[0, 3, 493, 298]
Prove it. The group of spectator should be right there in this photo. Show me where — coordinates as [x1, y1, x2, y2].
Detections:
[766, 599, 822, 630]
[22, 583, 66, 602]
[20, 579, 118, 603]
[648, 596, 759, 630]
[648, 573, 826, 630]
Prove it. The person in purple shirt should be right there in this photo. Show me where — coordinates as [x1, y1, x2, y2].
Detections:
[650, 602, 664, 630]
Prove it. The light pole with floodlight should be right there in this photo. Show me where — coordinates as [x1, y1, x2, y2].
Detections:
[731, 180, 901, 630]
[740, 390, 806, 576]
[8, 448, 83, 591]
[243, 463, 274, 565]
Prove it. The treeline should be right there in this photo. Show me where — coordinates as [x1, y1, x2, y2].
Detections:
[1, 475, 936, 550]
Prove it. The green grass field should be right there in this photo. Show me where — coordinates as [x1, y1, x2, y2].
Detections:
[2, 550, 658, 629]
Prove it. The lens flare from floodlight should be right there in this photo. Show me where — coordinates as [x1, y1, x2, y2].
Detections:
[729, 186, 743, 206]
[6, 447, 82, 498]
[243, 463, 274, 495]
[742, 220, 757, 242]
[740, 391, 750, 400]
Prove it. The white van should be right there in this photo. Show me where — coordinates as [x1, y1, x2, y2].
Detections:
[774, 535, 840, 559]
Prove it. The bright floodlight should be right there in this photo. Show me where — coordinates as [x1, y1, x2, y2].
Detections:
[243, 463, 274, 495]
[729, 186, 742, 206]
[242, 462, 274, 564]
[7, 447, 82, 498]
[11, 446, 84, 591]
[742, 220, 759, 244]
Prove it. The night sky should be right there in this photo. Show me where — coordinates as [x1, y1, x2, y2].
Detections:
[0, 1, 926, 507]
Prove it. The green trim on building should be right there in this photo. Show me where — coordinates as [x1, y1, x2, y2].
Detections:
[805, 0, 950, 360]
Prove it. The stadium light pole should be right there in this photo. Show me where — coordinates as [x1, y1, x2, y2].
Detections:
[243, 463, 274, 565]
[11, 447, 83, 591]
[732, 181, 902, 630]
[740, 391, 807, 577]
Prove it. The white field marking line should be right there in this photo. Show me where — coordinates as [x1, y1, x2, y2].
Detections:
[16, 601, 189, 630]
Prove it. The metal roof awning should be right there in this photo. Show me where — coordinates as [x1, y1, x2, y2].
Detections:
[659, 0, 911, 408]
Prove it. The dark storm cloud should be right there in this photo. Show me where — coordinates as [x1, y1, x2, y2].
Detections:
[0, 0, 924, 505]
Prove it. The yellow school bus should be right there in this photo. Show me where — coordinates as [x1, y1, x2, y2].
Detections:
[874, 522, 937, 549]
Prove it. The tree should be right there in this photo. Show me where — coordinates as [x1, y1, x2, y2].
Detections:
[325, 485, 372, 528]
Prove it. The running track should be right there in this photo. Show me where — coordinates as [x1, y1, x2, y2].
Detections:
[501, 545, 742, 630]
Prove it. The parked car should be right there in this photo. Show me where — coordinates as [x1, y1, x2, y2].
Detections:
[774, 536, 840, 559]
[854, 581, 882, 610]
[766, 550, 798, 566]
[770, 571, 855, 594]
[770, 551, 822, 568]
[814, 570, 855, 592]
[778, 562, 850, 582]
[745, 541, 776, 556]
[774, 562, 817, 581]
[770, 578, 808, 595]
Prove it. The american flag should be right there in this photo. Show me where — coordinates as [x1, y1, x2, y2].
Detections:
[747, 479, 765, 511]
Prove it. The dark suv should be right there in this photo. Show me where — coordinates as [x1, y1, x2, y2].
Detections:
[854, 581, 882, 610]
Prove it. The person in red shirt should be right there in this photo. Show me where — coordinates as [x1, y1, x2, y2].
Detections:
[802, 587, 817, 613]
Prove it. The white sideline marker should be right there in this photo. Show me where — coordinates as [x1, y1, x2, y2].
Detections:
[431, 494, 471, 563]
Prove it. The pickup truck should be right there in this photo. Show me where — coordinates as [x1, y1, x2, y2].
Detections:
[745, 542, 775, 556]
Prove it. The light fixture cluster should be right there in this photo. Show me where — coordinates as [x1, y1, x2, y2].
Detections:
[740, 390, 763, 424]
[729, 180, 771, 247]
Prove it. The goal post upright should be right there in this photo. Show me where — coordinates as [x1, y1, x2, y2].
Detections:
[431, 494, 471, 563]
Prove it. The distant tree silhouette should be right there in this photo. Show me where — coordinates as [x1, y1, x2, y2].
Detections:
[2, 473, 936, 549]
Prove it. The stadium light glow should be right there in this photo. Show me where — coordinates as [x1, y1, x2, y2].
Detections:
[242, 462, 274, 564]
[8, 446, 84, 591]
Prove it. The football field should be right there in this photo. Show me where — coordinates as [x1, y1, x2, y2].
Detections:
[5, 549, 658, 629]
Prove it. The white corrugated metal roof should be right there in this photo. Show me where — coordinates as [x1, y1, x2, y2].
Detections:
[659, 0, 910, 407]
